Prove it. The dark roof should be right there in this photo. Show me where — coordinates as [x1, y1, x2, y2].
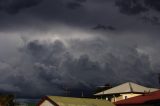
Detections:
[115, 90, 160, 105]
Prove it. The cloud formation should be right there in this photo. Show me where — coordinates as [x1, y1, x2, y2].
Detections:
[144, 0, 160, 12]
[0, 35, 158, 97]
[0, 0, 43, 14]
[115, 0, 148, 15]
[115, 0, 160, 25]
[141, 16, 160, 25]
[66, 1, 84, 10]
[0, 0, 160, 98]
[93, 24, 116, 31]
[115, 0, 160, 15]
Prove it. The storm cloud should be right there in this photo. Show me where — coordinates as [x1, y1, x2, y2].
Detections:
[115, 0, 148, 15]
[115, 0, 160, 25]
[115, 0, 160, 15]
[0, 0, 43, 14]
[0, 34, 159, 97]
[0, 0, 160, 98]
[93, 24, 116, 31]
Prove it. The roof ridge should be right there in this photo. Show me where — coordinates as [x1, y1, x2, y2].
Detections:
[128, 82, 133, 92]
[94, 82, 159, 95]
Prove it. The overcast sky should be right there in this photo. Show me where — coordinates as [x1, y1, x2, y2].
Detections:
[0, 0, 160, 98]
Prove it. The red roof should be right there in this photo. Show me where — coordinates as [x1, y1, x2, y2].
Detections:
[115, 90, 160, 105]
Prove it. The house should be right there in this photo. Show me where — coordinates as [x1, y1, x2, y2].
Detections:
[115, 90, 160, 106]
[37, 96, 115, 106]
[94, 82, 159, 102]
[0, 94, 14, 106]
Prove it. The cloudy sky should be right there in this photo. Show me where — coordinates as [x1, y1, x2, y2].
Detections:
[0, 0, 160, 98]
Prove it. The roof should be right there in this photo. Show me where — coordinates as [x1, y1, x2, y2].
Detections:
[115, 90, 160, 105]
[38, 96, 115, 106]
[94, 82, 159, 95]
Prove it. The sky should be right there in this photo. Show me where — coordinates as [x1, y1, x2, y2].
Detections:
[0, 0, 160, 98]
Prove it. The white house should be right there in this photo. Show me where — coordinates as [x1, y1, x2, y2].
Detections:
[94, 82, 159, 102]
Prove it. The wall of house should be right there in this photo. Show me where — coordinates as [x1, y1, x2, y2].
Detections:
[39, 100, 54, 106]
[111, 95, 123, 102]
[111, 93, 142, 102]
[121, 93, 142, 99]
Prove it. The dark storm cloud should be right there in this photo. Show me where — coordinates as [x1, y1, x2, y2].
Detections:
[24, 39, 159, 93]
[115, 0, 160, 26]
[0, 0, 43, 14]
[76, 0, 87, 3]
[115, 0, 148, 15]
[141, 16, 160, 25]
[93, 24, 116, 31]
[115, 0, 160, 15]
[0, 37, 158, 97]
[93, 24, 107, 30]
[144, 0, 160, 12]
[0, 0, 160, 98]
[66, 2, 83, 10]
[0, 0, 118, 32]
[0, 0, 159, 32]
[66, 0, 87, 10]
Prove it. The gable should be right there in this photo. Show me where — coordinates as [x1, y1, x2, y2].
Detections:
[39, 100, 54, 106]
